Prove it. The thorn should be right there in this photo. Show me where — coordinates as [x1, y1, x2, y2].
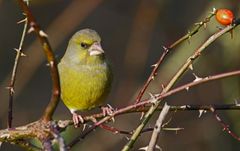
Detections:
[124, 136, 130, 140]
[151, 63, 158, 67]
[198, 109, 206, 118]
[203, 23, 207, 29]
[155, 145, 162, 151]
[14, 48, 20, 53]
[82, 124, 87, 131]
[189, 56, 195, 60]
[6, 86, 15, 94]
[27, 27, 34, 34]
[187, 31, 192, 39]
[216, 116, 221, 122]
[39, 30, 48, 37]
[163, 127, 184, 132]
[10, 87, 14, 94]
[193, 73, 203, 82]
[139, 146, 148, 151]
[222, 125, 229, 131]
[196, 51, 201, 56]
[149, 93, 157, 105]
[185, 87, 189, 91]
[195, 21, 202, 26]
[151, 76, 155, 80]
[180, 105, 187, 109]
[114, 130, 119, 134]
[17, 18, 27, 24]
[49, 61, 54, 67]
[139, 145, 162, 151]
[235, 100, 240, 106]
[14, 48, 26, 57]
[162, 45, 169, 53]
[140, 112, 145, 120]
[189, 64, 193, 70]
[111, 117, 115, 123]
[20, 52, 27, 57]
[212, 7, 217, 14]
[161, 84, 165, 89]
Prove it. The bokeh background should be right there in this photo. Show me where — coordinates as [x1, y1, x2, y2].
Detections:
[0, 0, 240, 150]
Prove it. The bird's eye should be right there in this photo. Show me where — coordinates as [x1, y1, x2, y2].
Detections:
[80, 42, 89, 49]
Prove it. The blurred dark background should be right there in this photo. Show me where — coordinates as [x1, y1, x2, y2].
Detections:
[0, 0, 240, 150]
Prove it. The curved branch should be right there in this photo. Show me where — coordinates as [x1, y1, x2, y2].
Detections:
[16, 0, 60, 122]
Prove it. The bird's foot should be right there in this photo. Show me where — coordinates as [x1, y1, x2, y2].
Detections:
[72, 112, 84, 127]
[101, 104, 114, 116]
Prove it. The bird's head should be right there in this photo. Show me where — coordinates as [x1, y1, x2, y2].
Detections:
[63, 29, 105, 65]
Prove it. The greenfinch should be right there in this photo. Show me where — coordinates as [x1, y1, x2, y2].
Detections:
[58, 29, 112, 126]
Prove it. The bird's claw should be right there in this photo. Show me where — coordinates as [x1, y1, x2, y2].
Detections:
[101, 104, 114, 116]
[72, 113, 84, 127]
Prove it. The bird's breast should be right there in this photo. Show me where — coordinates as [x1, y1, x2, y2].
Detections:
[58, 61, 112, 111]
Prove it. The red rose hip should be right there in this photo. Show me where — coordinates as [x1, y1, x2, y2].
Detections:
[215, 9, 234, 25]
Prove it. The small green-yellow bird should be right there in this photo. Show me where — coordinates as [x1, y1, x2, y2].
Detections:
[58, 29, 112, 126]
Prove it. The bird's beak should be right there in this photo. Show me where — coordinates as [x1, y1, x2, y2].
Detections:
[89, 42, 104, 56]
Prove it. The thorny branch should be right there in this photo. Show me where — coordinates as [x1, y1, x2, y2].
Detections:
[210, 108, 240, 141]
[17, 0, 60, 122]
[135, 8, 216, 103]
[7, 1, 29, 128]
[121, 20, 240, 151]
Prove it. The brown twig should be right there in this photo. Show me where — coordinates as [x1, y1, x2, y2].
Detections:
[60, 102, 240, 129]
[83, 103, 240, 122]
[99, 123, 182, 136]
[16, 0, 60, 122]
[7, 1, 29, 128]
[135, 8, 216, 103]
[210, 107, 240, 141]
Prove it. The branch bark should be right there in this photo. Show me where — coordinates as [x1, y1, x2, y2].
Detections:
[147, 103, 170, 151]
